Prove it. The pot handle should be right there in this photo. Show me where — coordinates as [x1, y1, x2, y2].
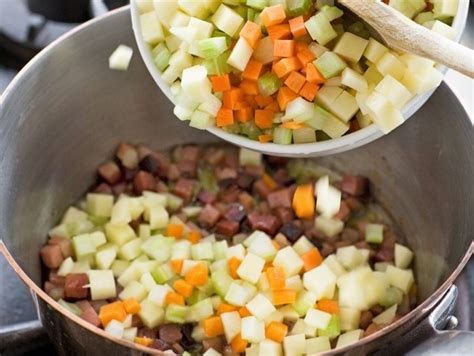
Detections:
[0, 320, 49, 354]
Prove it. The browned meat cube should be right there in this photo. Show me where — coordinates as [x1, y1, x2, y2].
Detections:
[139, 154, 160, 175]
[267, 188, 292, 209]
[159, 324, 182, 344]
[40, 244, 64, 269]
[223, 345, 239, 356]
[198, 189, 217, 204]
[253, 179, 271, 199]
[98, 161, 121, 184]
[225, 204, 246, 222]
[219, 185, 241, 203]
[64, 273, 89, 299]
[153, 152, 170, 178]
[137, 145, 152, 161]
[134, 171, 156, 194]
[244, 165, 265, 177]
[341, 175, 368, 196]
[49, 270, 66, 285]
[173, 178, 195, 201]
[247, 212, 280, 235]
[177, 160, 197, 178]
[48, 237, 72, 258]
[94, 183, 112, 195]
[359, 310, 374, 329]
[76, 300, 101, 327]
[203, 337, 225, 353]
[275, 207, 294, 224]
[216, 219, 240, 237]
[198, 204, 221, 228]
[335, 200, 351, 221]
[116, 143, 139, 169]
[238, 192, 254, 211]
[150, 339, 169, 351]
[236, 173, 254, 190]
[181, 146, 200, 162]
[167, 164, 180, 181]
[364, 323, 382, 337]
[279, 222, 303, 242]
[216, 167, 237, 181]
[138, 328, 157, 339]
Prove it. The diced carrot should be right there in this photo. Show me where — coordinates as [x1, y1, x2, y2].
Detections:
[255, 109, 274, 129]
[242, 60, 263, 81]
[292, 184, 315, 219]
[295, 41, 308, 53]
[301, 248, 323, 272]
[98, 301, 127, 326]
[174, 279, 194, 297]
[122, 298, 141, 315]
[238, 307, 251, 317]
[262, 173, 278, 190]
[234, 101, 249, 110]
[271, 240, 280, 250]
[240, 21, 262, 48]
[317, 299, 340, 315]
[170, 259, 184, 274]
[259, 134, 273, 143]
[223, 88, 244, 109]
[277, 86, 298, 111]
[203, 316, 224, 337]
[165, 291, 185, 306]
[216, 108, 234, 127]
[272, 289, 297, 305]
[228, 256, 241, 279]
[289, 16, 307, 37]
[267, 24, 292, 40]
[185, 262, 209, 286]
[265, 321, 288, 343]
[266, 266, 286, 291]
[231, 333, 248, 353]
[134, 337, 153, 347]
[236, 107, 254, 122]
[255, 95, 274, 108]
[187, 230, 201, 244]
[284, 71, 306, 93]
[306, 63, 326, 84]
[263, 261, 273, 271]
[245, 95, 259, 109]
[299, 81, 319, 101]
[280, 120, 307, 130]
[211, 74, 231, 92]
[217, 303, 239, 315]
[166, 223, 184, 239]
[274, 40, 295, 58]
[265, 100, 280, 112]
[240, 80, 259, 96]
[296, 47, 316, 65]
[260, 5, 286, 27]
[273, 57, 302, 78]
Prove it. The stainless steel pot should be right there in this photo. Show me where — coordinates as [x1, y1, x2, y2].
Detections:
[0, 6, 472, 356]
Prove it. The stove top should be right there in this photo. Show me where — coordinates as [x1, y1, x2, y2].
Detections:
[0, 3, 472, 355]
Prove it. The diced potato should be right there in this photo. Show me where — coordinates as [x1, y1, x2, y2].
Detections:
[221, 311, 241, 342]
[105, 223, 136, 246]
[227, 37, 253, 71]
[341, 67, 368, 93]
[306, 336, 331, 354]
[304, 308, 332, 329]
[283, 334, 306, 356]
[327, 90, 359, 123]
[339, 307, 361, 331]
[96, 245, 117, 270]
[372, 303, 397, 325]
[364, 38, 389, 63]
[247, 294, 276, 320]
[336, 246, 365, 270]
[138, 299, 165, 328]
[303, 264, 337, 300]
[241, 316, 265, 343]
[333, 32, 369, 63]
[273, 247, 304, 277]
[336, 329, 364, 348]
[237, 253, 265, 284]
[365, 91, 404, 134]
[291, 319, 317, 337]
[375, 75, 413, 109]
[88, 270, 117, 300]
[395, 243, 414, 269]
[212, 4, 244, 37]
[315, 216, 344, 238]
[376, 52, 406, 81]
[258, 339, 282, 356]
[140, 12, 164, 45]
[292, 236, 314, 256]
[87, 193, 114, 217]
[386, 265, 414, 293]
[119, 280, 147, 302]
[323, 254, 347, 277]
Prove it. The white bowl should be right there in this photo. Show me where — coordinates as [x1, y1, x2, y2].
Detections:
[131, 1, 469, 157]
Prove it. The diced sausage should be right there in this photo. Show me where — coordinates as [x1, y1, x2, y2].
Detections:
[364, 323, 382, 337]
[181, 146, 200, 163]
[116, 143, 139, 170]
[138, 328, 157, 339]
[244, 165, 265, 177]
[133, 171, 156, 194]
[370, 305, 384, 316]
[375, 231, 396, 262]
[279, 222, 303, 243]
[44, 281, 56, 294]
[223, 345, 239, 356]
[198, 204, 221, 228]
[76, 300, 101, 327]
[173, 178, 195, 201]
[334, 241, 351, 248]
[238, 192, 254, 211]
[152, 152, 170, 178]
[257, 201, 271, 214]
[159, 324, 183, 344]
[156, 180, 169, 193]
[198, 189, 217, 204]
[214, 202, 229, 216]
[225, 204, 246, 222]
[150, 339, 169, 351]
[341, 175, 368, 196]
[335, 201, 351, 221]
[265, 156, 287, 168]
[218, 178, 237, 190]
[40, 244, 64, 269]
[94, 182, 112, 194]
[236, 173, 254, 190]
[203, 337, 225, 353]
[171, 343, 184, 354]
[355, 241, 371, 250]
[356, 220, 369, 234]
[216, 219, 240, 237]
[49, 270, 65, 285]
[345, 197, 362, 210]
[177, 160, 197, 178]
[253, 179, 271, 199]
[216, 167, 237, 181]
[112, 182, 127, 196]
[223, 154, 239, 170]
[48, 237, 72, 258]
[204, 148, 225, 165]
[341, 228, 361, 243]
[219, 185, 241, 203]
[139, 154, 160, 175]
[359, 310, 374, 330]
[273, 168, 292, 185]
[137, 144, 152, 161]
[247, 212, 281, 236]
[275, 207, 294, 224]
[132, 314, 143, 328]
[320, 242, 335, 257]
[123, 168, 138, 182]
[98, 161, 121, 184]
[267, 188, 292, 209]
[167, 164, 181, 181]
[90, 300, 108, 314]
[397, 295, 411, 316]
[64, 273, 89, 300]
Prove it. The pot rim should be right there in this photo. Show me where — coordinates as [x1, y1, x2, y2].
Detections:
[0, 6, 473, 355]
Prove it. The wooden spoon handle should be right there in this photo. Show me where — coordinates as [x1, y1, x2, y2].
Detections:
[339, 0, 474, 78]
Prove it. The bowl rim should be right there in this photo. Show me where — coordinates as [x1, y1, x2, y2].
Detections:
[130, 0, 469, 157]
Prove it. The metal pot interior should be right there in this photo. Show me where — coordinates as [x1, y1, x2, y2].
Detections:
[0, 5, 472, 334]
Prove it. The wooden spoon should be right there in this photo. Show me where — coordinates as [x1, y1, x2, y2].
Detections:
[338, 0, 474, 78]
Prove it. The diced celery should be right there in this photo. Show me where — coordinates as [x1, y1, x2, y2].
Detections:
[258, 73, 282, 96]
[165, 304, 188, 324]
[305, 13, 337, 46]
[246, 0, 268, 10]
[58, 299, 82, 316]
[191, 241, 215, 260]
[190, 110, 215, 130]
[320, 5, 344, 21]
[140, 235, 172, 261]
[317, 315, 341, 339]
[292, 128, 317, 144]
[273, 127, 293, 145]
[240, 122, 263, 140]
[151, 263, 176, 283]
[188, 298, 214, 322]
[365, 223, 384, 244]
[247, 8, 257, 21]
[154, 45, 171, 72]
[187, 289, 208, 305]
[212, 4, 244, 37]
[199, 37, 228, 59]
[314, 52, 347, 79]
[287, 0, 312, 17]
[211, 269, 234, 297]
[293, 291, 317, 316]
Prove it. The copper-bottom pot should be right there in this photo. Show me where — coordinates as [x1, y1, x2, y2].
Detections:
[0, 6, 472, 356]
